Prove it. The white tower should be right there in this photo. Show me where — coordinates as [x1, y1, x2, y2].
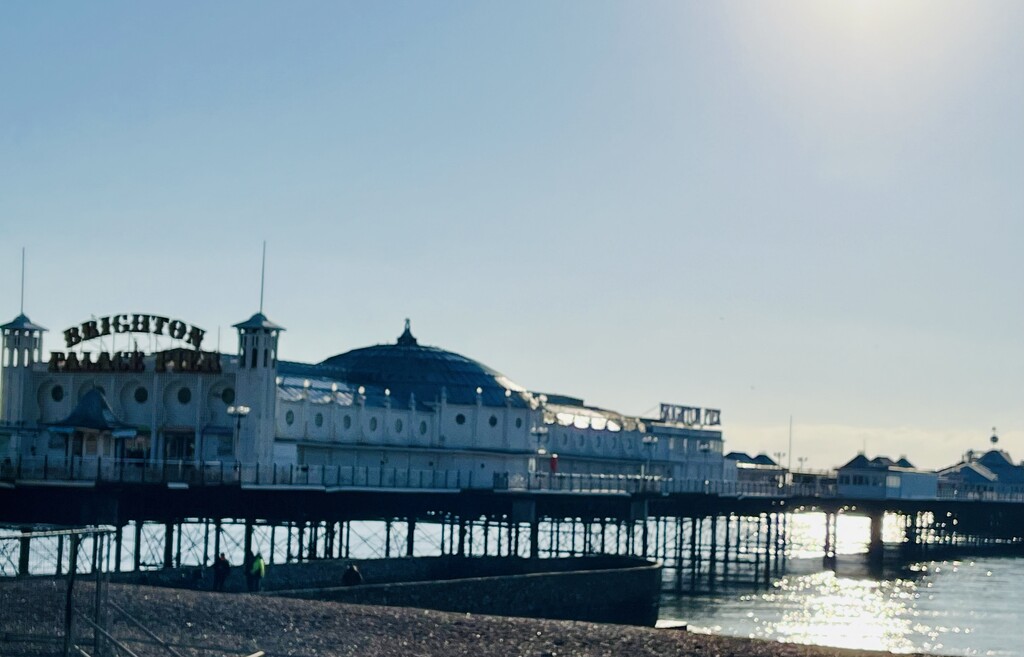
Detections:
[232, 312, 283, 470]
[1, 313, 46, 427]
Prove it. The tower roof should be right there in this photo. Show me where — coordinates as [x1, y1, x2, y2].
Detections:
[0, 313, 46, 332]
[233, 312, 285, 331]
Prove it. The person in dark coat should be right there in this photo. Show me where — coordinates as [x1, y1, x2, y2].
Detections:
[213, 553, 231, 591]
[341, 562, 363, 586]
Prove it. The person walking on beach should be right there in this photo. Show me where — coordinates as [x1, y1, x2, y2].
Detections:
[213, 553, 231, 591]
[249, 552, 265, 592]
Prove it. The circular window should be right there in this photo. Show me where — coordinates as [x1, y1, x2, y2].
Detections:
[419, 421, 428, 435]
[221, 388, 235, 405]
[395, 419, 403, 433]
[51, 385, 64, 402]
[177, 388, 191, 405]
[343, 415, 352, 430]
[315, 412, 324, 428]
[515, 418, 523, 429]
[455, 414, 466, 425]
[488, 415, 498, 427]
[286, 410, 295, 425]
[134, 387, 148, 404]
[369, 417, 378, 432]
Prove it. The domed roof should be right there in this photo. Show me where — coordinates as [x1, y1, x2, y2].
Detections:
[319, 320, 531, 408]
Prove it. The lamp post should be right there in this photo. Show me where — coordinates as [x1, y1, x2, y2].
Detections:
[641, 435, 658, 480]
[226, 405, 250, 461]
[529, 426, 549, 475]
[773, 450, 787, 487]
[698, 440, 711, 483]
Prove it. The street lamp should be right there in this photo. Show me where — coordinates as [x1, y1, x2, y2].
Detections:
[641, 435, 658, 479]
[529, 425, 549, 473]
[226, 405, 251, 460]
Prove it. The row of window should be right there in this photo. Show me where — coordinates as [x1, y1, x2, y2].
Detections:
[48, 384, 236, 407]
[282, 410, 527, 433]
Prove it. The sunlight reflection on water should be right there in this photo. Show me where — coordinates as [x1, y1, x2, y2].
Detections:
[661, 513, 1022, 656]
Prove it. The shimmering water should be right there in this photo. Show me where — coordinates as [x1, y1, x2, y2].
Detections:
[660, 513, 1024, 656]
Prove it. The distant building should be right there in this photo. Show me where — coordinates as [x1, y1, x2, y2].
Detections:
[938, 449, 1024, 498]
[725, 452, 786, 486]
[836, 454, 937, 500]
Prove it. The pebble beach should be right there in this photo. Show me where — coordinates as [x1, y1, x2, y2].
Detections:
[0, 580, 928, 657]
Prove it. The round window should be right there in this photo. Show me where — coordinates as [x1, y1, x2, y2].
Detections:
[488, 415, 498, 427]
[419, 421, 428, 435]
[315, 412, 324, 428]
[134, 387, 148, 404]
[370, 417, 378, 432]
[286, 410, 295, 425]
[177, 388, 191, 405]
[455, 414, 466, 425]
[515, 418, 523, 429]
[51, 385, 64, 402]
[343, 415, 352, 430]
[221, 388, 235, 405]
[395, 419, 403, 433]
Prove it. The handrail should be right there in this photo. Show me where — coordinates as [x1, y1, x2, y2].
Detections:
[4, 454, 1024, 504]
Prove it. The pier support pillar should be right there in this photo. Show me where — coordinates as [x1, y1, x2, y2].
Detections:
[457, 518, 467, 557]
[18, 528, 31, 577]
[868, 511, 884, 564]
[406, 518, 416, 557]
[823, 511, 837, 569]
[163, 522, 175, 570]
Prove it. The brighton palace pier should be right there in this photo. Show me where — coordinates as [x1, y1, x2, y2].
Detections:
[0, 308, 728, 489]
[5, 305, 1024, 593]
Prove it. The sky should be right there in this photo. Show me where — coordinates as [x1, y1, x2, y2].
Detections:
[1, 1, 1022, 471]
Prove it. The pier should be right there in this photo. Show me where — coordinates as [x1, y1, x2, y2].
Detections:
[4, 458, 1024, 588]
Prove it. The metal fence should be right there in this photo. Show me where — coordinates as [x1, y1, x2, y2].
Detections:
[8, 454, 1024, 505]
[0, 525, 115, 656]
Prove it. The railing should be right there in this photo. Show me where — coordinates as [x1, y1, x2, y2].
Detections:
[3, 455, 1024, 504]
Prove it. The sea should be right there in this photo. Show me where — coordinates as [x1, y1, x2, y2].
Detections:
[659, 512, 1024, 657]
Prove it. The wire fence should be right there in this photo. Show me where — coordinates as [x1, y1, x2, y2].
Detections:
[0, 526, 115, 657]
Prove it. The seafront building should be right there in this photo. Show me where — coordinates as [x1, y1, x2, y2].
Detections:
[0, 307, 728, 487]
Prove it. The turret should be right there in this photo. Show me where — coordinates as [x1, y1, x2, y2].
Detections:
[1, 313, 46, 426]
[232, 312, 284, 469]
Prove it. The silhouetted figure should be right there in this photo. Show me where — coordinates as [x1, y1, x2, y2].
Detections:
[213, 553, 231, 591]
[341, 563, 363, 586]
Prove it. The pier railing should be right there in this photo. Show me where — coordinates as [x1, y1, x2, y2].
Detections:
[3, 455, 1024, 504]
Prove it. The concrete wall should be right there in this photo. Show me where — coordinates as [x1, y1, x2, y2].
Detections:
[112, 555, 662, 626]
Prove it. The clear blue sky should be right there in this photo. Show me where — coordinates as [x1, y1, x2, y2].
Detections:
[2, 1, 1022, 469]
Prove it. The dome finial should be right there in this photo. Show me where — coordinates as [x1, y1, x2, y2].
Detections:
[397, 318, 418, 346]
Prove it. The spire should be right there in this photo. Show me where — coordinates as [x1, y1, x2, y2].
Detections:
[259, 241, 267, 314]
[397, 318, 418, 346]
[20, 247, 25, 315]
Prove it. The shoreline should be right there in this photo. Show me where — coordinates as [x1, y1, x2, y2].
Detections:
[1, 580, 933, 657]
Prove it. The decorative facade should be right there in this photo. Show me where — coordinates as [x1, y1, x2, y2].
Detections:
[0, 308, 727, 487]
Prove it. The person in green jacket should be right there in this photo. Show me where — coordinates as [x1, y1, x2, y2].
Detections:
[249, 552, 265, 592]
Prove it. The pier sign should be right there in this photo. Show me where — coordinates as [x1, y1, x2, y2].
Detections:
[47, 314, 221, 374]
[62, 314, 206, 349]
[659, 404, 721, 427]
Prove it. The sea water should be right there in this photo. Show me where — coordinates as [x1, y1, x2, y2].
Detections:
[660, 513, 1024, 656]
